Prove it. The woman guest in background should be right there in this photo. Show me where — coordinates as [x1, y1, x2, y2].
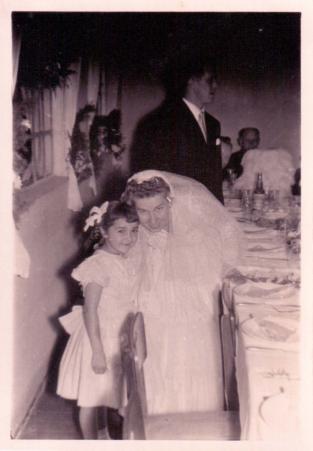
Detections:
[122, 170, 242, 414]
[69, 104, 97, 208]
[57, 201, 141, 439]
[90, 110, 127, 202]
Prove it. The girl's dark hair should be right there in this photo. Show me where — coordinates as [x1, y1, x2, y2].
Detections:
[100, 201, 139, 231]
[83, 200, 139, 254]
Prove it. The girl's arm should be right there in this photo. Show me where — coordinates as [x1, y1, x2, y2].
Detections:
[83, 282, 107, 374]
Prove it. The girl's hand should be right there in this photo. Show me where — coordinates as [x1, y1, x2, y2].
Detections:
[91, 350, 107, 374]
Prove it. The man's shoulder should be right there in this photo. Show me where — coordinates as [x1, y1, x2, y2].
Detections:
[204, 110, 220, 126]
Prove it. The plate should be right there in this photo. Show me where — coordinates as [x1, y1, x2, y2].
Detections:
[247, 244, 284, 252]
[243, 225, 268, 233]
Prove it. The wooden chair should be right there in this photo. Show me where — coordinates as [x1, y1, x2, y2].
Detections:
[220, 313, 239, 411]
[122, 312, 240, 440]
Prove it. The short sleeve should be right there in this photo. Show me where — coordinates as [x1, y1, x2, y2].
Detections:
[71, 254, 110, 292]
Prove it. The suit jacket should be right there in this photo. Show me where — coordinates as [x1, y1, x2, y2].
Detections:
[130, 99, 223, 203]
[222, 149, 247, 180]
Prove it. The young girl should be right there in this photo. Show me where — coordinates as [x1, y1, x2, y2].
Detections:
[57, 200, 140, 439]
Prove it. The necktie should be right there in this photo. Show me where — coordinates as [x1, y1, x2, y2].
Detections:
[198, 110, 207, 142]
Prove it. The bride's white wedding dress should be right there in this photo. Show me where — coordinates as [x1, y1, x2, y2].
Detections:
[129, 171, 242, 415]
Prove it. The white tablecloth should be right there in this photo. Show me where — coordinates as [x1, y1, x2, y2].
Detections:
[221, 205, 301, 440]
[235, 303, 300, 440]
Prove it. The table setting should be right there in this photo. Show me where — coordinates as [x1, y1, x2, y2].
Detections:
[224, 183, 300, 268]
[221, 167, 301, 440]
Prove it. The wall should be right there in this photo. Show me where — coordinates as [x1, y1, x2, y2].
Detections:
[210, 73, 300, 164]
[120, 71, 300, 170]
[12, 177, 80, 437]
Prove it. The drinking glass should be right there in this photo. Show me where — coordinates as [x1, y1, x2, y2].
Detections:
[226, 169, 237, 192]
[268, 189, 280, 210]
[241, 189, 253, 220]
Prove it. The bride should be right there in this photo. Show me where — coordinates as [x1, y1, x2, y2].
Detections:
[122, 170, 242, 414]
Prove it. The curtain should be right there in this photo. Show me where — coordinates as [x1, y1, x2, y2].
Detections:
[64, 59, 84, 211]
[86, 60, 100, 108]
[12, 26, 21, 96]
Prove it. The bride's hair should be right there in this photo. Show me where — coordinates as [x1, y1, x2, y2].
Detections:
[122, 177, 171, 204]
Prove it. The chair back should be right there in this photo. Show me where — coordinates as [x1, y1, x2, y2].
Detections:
[130, 312, 148, 415]
[122, 389, 146, 439]
[120, 312, 136, 399]
[220, 314, 239, 411]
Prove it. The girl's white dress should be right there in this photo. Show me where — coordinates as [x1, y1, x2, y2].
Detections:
[130, 170, 242, 415]
[57, 249, 140, 408]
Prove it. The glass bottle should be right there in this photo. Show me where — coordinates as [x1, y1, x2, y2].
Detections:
[253, 172, 265, 210]
[254, 172, 265, 194]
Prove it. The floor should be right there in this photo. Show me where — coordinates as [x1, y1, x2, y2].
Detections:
[18, 391, 81, 440]
[18, 390, 123, 440]
[18, 387, 240, 440]
[17, 339, 123, 441]
[17, 337, 240, 441]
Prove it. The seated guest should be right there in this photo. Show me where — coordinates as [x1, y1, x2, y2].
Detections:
[223, 127, 260, 179]
[69, 104, 97, 208]
[90, 110, 127, 202]
[233, 148, 295, 196]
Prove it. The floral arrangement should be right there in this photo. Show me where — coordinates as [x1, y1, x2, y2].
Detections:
[233, 149, 295, 194]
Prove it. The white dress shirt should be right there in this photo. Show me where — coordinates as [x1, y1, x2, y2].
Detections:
[182, 98, 207, 141]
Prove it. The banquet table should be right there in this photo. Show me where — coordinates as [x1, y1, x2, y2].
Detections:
[221, 199, 300, 440]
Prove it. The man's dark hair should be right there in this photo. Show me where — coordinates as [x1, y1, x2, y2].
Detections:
[161, 49, 217, 99]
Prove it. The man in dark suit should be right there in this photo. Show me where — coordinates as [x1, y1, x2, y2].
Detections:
[130, 53, 223, 203]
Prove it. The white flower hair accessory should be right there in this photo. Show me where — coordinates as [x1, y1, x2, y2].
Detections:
[83, 201, 109, 232]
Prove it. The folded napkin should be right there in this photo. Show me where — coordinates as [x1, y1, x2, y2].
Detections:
[246, 242, 284, 252]
[240, 256, 291, 268]
[245, 248, 287, 260]
[233, 281, 299, 305]
[242, 224, 279, 238]
[242, 224, 268, 233]
[241, 314, 299, 341]
[239, 313, 300, 352]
